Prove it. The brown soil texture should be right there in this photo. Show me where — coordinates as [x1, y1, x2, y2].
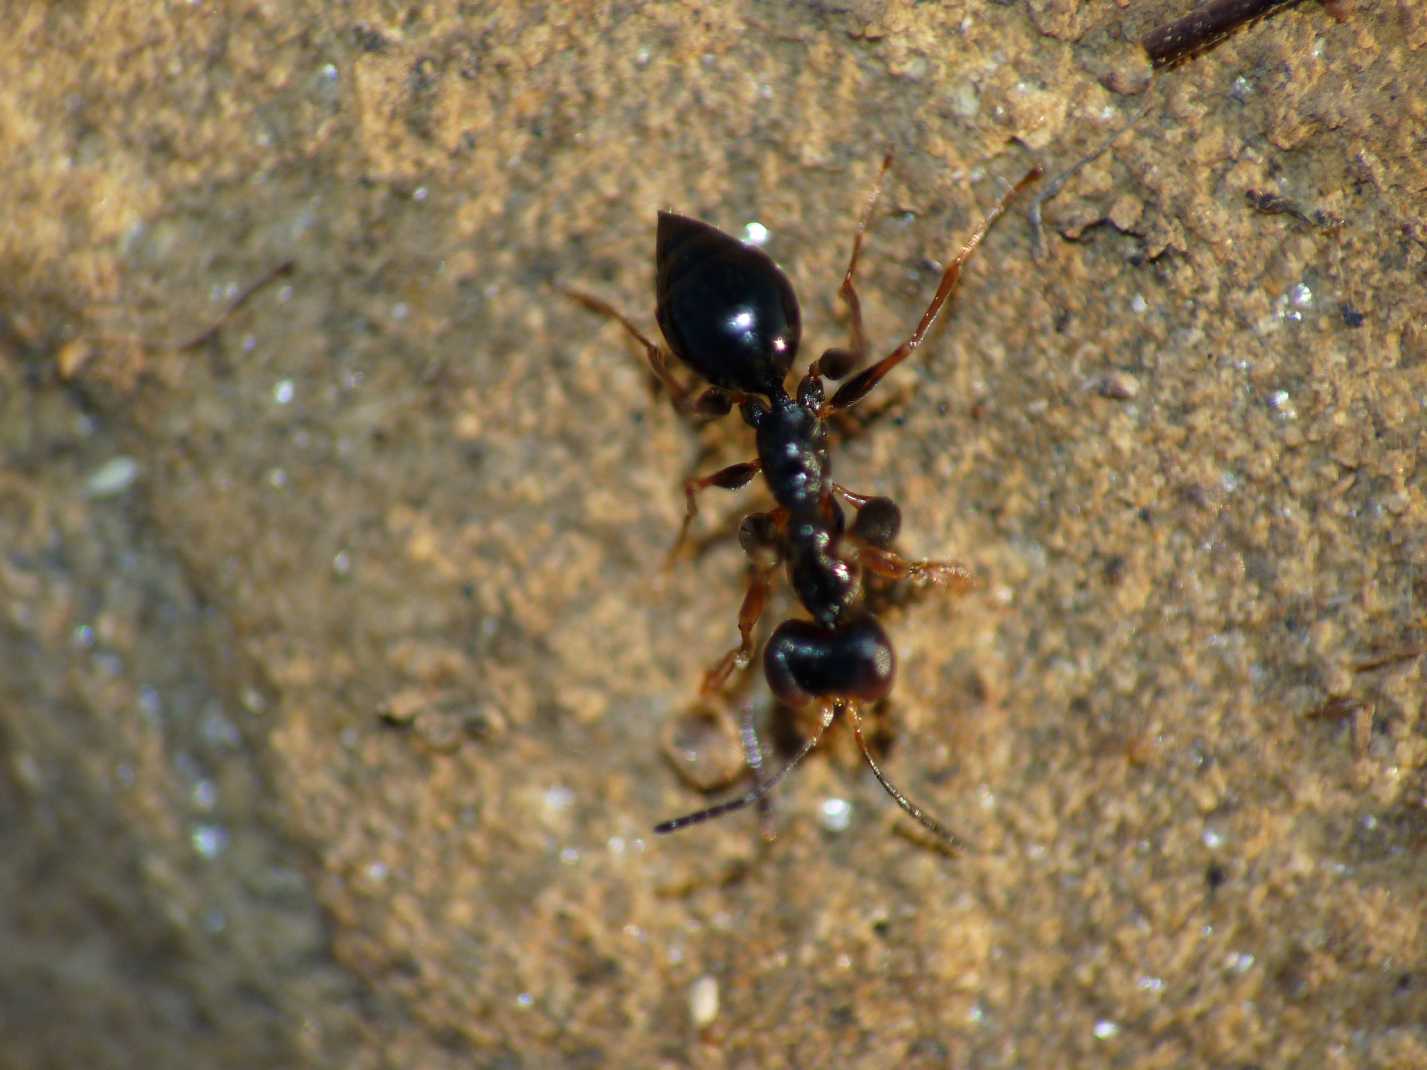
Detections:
[3, 2, 1425, 1068]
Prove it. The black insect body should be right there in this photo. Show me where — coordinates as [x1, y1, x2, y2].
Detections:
[655, 212, 801, 398]
[764, 616, 895, 710]
[568, 156, 1037, 849]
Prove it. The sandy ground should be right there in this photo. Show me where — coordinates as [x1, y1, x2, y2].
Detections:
[2, 1, 1424, 1067]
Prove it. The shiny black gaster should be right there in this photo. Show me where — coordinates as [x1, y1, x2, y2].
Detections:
[655, 212, 801, 398]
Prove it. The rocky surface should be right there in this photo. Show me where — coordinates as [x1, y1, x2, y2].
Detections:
[3, 2, 1424, 1067]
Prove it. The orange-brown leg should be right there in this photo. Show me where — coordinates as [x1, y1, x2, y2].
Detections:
[858, 545, 976, 594]
[825, 167, 1041, 413]
[811, 151, 893, 383]
[666, 459, 762, 566]
[830, 485, 974, 593]
[562, 287, 695, 412]
[699, 563, 774, 695]
[698, 507, 787, 693]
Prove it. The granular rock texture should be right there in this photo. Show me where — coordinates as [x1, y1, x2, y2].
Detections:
[2, 2, 1424, 1067]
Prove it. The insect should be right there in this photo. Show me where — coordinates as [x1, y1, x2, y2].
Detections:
[567, 155, 1038, 849]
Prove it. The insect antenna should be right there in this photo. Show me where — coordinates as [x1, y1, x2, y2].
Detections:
[653, 705, 834, 835]
[845, 702, 971, 854]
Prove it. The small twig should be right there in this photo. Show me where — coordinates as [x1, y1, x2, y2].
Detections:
[174, 259, 296, 351]
[1141, 0, 1305, 70]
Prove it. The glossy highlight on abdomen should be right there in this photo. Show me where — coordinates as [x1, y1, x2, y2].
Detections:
[655, 211, 800, 396]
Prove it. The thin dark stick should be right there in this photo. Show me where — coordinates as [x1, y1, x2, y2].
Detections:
[1141, 0, 1303, 69]
[175, 259, 296, 350]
